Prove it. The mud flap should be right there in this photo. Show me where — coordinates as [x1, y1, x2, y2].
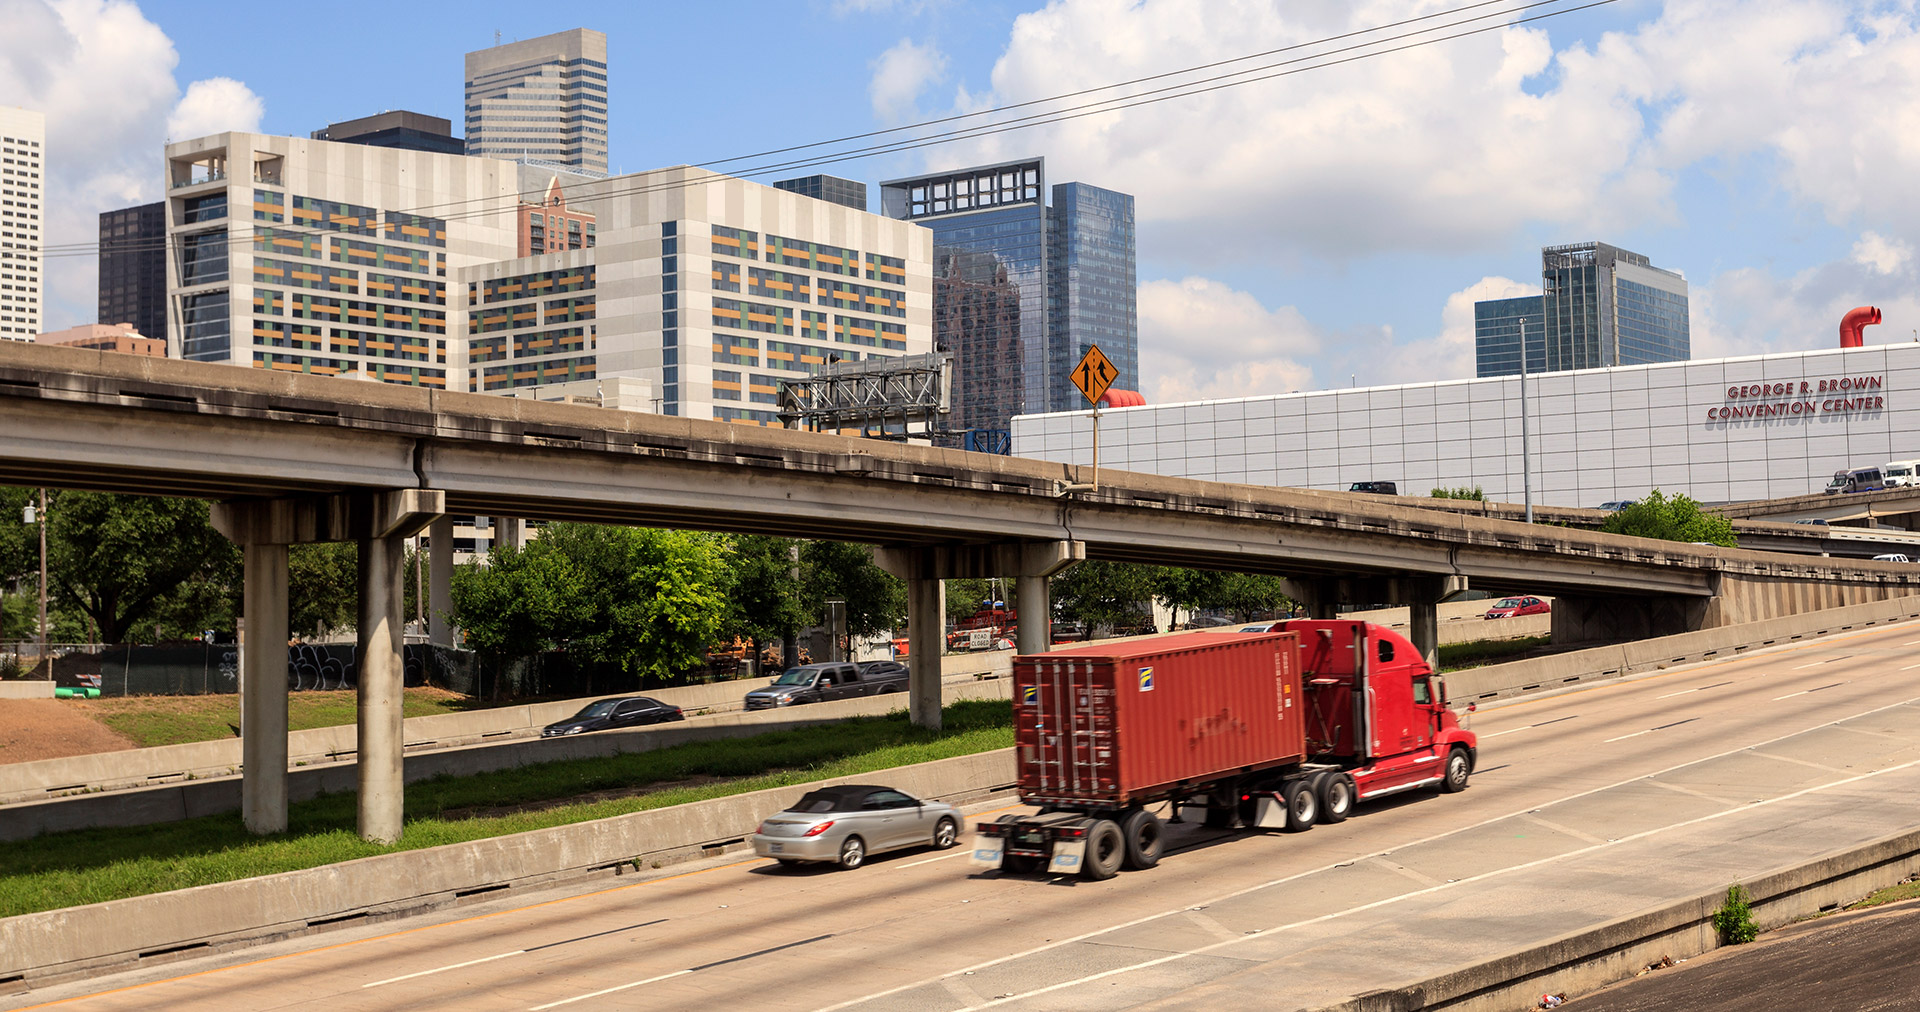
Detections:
[1048, 840, 1086, 875]
[1254, 794, 1288, 829]
[970, 836, 1005, 870]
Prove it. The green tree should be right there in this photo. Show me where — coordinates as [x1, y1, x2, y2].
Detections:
[43, 491, 239, 644]
[1429, 485, 1486, 500]
[1600, 489, 1736, 547]
[1051, 561, 1157, 635]
[724, 535, 808, 662]
[547, 525, 731, 680]
[449, 540, 572, 668]
[944, 578, 995, 624]
[800, 541, 906, 636]
[289, 542, 358, 639]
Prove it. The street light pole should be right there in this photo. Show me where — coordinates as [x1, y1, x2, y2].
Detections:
[1519, 322, 1533, 524]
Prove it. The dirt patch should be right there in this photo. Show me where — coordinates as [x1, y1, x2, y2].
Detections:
[0, 699, 139, 765]
[436, 773, 730, 821]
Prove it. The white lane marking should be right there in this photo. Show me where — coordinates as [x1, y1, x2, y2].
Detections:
[811, 693, 1920, 1012]
[530, 969, 693, 1010]
[1904, 640, 1920, 646]
[947, 753, 1920, 1011]
[1480, 725, 1535, 738]
[365, 950, 524, 988]
[901, 851, 972, 869]
[1603, 730, 1652, 743]
[1656, 688, 1699, 699]
[1775, 681, 1847, 701]
[1791, 661, 1829, 670]
[1901, 663, 1920, 671]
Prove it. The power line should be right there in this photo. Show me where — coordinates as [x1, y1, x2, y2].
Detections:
[21, 0, 1616, 262]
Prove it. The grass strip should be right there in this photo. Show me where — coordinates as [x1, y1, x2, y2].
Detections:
[0, 699, 1013, 919]
[90, 688, 485, 749]
[1439, 635, 1553, 672]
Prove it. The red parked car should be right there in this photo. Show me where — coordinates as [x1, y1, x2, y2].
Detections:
[1484, 596, 1550, 619]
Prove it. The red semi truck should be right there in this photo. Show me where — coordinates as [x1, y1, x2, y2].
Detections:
[971, 620, 1478, 880]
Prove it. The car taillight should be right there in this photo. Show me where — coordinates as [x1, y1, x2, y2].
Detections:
[803, 820, 835, 837]
[1057, 826, 1086, 839]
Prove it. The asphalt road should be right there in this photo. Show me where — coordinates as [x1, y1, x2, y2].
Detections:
[10, 621, 1920, 1012]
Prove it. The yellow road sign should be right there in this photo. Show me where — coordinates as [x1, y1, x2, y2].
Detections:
[1071, 344, 1118, 407]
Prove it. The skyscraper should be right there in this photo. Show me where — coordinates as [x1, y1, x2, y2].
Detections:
[880, 158, 1137, 438]
[464, 29, 608, 176]
[0, 107, 44, 342]
[772, 174, 868, 211]
[1474, 242, 1689, 378]
[311, 111, 464, 156]
[98, 202, 167, 343]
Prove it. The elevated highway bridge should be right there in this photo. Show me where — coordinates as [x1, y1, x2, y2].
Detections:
[5, 341, 1920, 843]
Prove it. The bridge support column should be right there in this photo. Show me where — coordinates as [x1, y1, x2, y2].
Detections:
[1282, 578, 1341, 619]
[876, 540, 1085, 730]
[428, 516, 454, 648]
[1394, 576, 1457, 672]
[215, 490, 444, 842]
[241, 541, 289, 835]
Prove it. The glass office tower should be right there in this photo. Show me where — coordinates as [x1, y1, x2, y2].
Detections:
[1476, 242, 1689, 378]
[880, 158, 1138, 440]
[98, 201, 168, 343]
[1473, 296, 1544, 378]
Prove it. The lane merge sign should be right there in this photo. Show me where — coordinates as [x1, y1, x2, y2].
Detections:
[1071, 344, 1117, 407]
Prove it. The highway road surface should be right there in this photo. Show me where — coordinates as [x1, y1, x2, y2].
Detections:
[10, 621, 1920, 1012]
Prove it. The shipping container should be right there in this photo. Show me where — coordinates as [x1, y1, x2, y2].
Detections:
[1013, 632, 1304, 808]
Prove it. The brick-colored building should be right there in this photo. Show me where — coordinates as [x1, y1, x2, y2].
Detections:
[519, 178, 596, 257]
[37, 321, 165, 357]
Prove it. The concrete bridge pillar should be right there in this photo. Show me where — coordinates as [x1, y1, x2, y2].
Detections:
[1396, 576, 1457, 673]
[214, 489, 443, 841]
[428, 516, 454, 648]
[240, 541, 289, 835]
[875, 540, 1085, 730]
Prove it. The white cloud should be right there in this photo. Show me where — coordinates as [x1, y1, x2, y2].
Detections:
[1137, 276, 1318, 402]
[165, 77, 263, 142]
[1852, 231, 1912, 276]
[869, 38, 948, 125]
[0, 0, 264, 331]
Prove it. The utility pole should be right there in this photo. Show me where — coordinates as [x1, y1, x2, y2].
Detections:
[1519, 322, 1533, 524]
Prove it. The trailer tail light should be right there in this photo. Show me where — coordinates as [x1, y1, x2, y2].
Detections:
[1056, 826, 1087, 839]
[977, 823, 1006, 837]
[803, 821, 836, 837]
[1240, 794, 1251, 802]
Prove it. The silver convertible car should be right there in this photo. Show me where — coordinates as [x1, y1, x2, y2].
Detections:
[751, 784, 962, 870]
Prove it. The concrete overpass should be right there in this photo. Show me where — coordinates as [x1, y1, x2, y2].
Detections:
[7, 342, 1920, 841]
[1712, 485, 1920, 527]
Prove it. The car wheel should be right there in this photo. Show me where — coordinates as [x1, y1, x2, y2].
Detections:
[1284, 779, 1318, 832]
[1119, 808, 1162, 870]
[1439, 747, 1471, 793]
[881, 683, 901, 693]
[837, 835, 866, 870]
[1083, 819, 1125, 880]
[933, 816, 959, 850]
[1316, 772, 1355, 824]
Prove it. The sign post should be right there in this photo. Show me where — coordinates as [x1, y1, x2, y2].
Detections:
[1066, 345, 1118, 494]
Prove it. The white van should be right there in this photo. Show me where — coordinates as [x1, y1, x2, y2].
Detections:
[1885, 460, 1920, 487]
[1873, 553, 1912, 563]
[1826, 467, 1886, 494]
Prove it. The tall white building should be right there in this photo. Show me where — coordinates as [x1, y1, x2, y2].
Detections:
[0, 107, 44, 342]
[464, 29, 609, 176]
[162, 131, 933, 424]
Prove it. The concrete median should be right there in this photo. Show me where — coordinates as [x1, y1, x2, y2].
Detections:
[0, 679, 1012, 841]
[1444, 595, 1920, 704]
[0, 748, 1017, 986]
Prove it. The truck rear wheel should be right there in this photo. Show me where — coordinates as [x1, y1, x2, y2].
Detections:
[1283, 779, 1318, 832]
[1316, 772, 1355, 824]
[1083, 819, 1125, 880]
[1119, 809, 1163, 870]
[1439, 747, 1471, 793]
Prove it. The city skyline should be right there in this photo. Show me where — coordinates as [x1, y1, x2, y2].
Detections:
[7, 1, 1920, 408]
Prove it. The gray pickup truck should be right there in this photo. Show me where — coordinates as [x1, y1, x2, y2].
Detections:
[743, 660, 909, 710]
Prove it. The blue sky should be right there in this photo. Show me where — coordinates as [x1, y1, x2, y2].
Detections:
[10, 0, 1920, 402]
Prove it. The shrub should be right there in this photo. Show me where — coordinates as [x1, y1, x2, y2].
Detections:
[1429, 486, 1485, 501]
[1713, 884, 1760, 944]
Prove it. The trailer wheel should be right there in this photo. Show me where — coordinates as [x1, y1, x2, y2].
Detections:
[1083, 820, 1126, 880]
[1283, 779, 1318, 832]
[1119, 809, 1163, 870]
[1316, 772, 1355, 824]
[1439, 747, 1471, 793]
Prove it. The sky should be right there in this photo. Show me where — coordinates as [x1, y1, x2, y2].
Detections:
[6, 0, 1920, 405]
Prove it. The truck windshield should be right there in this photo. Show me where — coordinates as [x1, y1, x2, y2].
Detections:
[771, 670, 816, 686]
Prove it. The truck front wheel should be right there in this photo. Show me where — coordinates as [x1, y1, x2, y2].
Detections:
[1316, 771, 1355, 824]
[1083, 820, 1125, 880]
[1119, 809, 1163, 870]
[1439, 747, 1471, 793]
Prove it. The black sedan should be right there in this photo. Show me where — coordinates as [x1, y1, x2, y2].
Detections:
[541, 696, 685, 737]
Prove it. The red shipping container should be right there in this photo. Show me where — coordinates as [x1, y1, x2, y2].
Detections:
[1013, 632, 1305, 808]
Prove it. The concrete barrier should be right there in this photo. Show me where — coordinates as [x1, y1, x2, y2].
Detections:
[1443, 595, 1920, 704]
[1306, 825, 1920, 1012]
[0, 679, 1013, 841]
[0, 680, 53, 699]
[0, 747, 1017, 986]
